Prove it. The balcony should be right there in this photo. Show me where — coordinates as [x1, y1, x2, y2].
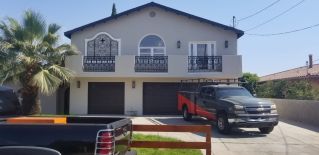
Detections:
[83, 56, 115, 72]
[66, 55, 241, 78]
[188, 56, 222, 72]
[135, 56, 168, 72]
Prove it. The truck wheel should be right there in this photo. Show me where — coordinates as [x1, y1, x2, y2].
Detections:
[182, 106, 192, 121]
[259, 127, 274, 134]
[217, 113, 231, 134]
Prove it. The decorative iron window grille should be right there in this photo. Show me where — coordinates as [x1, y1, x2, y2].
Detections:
[135, 56, 168, 72]
[87, 34, 119, 56]
[83, 56, 115, 72]
[188, 56, 222, 72]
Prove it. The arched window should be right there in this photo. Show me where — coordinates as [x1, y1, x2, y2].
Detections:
[86, 33, 120, 56]
[139, 35, 165, 56]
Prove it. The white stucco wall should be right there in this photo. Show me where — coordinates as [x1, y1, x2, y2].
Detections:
[70, 7, 238, 56]
[69, 77, 192, 115]
[66, 55, 242, 78]
[66, 5, 243, 115]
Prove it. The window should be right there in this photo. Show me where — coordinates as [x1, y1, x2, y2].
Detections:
[139, 35, 165, 56]
[86, 32, 120, 56]
[189, 41, 216, 56]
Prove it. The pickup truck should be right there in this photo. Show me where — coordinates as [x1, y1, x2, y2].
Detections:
[0, 86, 136, 155]
[178, 81, 279, 134]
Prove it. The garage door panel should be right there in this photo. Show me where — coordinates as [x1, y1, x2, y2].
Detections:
[88, 82, 124, 114]
[143, 83, 180, 115]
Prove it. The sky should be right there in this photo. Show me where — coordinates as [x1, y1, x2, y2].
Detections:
[0, 0, 318, 76]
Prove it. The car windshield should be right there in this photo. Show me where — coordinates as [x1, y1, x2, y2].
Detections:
[216, 87, 252, 99]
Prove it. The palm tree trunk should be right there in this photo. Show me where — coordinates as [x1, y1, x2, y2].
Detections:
[21, 86, 41, 115]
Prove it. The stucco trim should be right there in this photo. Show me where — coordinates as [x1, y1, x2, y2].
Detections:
[137, 33, 167, 56]
[84, 32, 122, 56]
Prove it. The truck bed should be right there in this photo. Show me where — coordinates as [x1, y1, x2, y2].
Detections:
[0, 116, 132, 155]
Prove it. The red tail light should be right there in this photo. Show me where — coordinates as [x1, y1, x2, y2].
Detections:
[95, 129, 114, 155]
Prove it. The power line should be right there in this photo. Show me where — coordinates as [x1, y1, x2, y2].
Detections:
[246, 23, 319, 36]
[238, 0, 281, 22]
[245, 0, 306, 31]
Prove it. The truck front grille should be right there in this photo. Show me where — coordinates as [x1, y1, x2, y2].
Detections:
[245, 106, 271, 114]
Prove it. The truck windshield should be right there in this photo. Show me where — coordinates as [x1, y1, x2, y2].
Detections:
[216, 88, 252, 99]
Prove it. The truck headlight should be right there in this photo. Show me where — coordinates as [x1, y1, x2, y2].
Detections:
[271, 104, 276, 109]
[229, 105, 245, 114]
[234, 105, 244, 110]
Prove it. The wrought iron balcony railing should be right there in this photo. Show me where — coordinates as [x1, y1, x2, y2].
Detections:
[83, 56, 115, 72]
[188, 56, 222, 72]
[135, 56, 168, 72]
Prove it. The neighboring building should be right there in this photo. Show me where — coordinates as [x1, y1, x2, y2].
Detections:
[260, 64, 319, 82]
[259, 56, 319, 90]
[64, 2, 244, 115]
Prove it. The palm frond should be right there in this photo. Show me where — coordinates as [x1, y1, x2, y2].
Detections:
[43, 32, 58, 45]
[23, 10, 46, 40]
[31, 69, 61, 95]
[0, 62, 25, 85]
[0, 21, 14, 40]
[48, 23, 61, 34]
[48, 65, 74, 82]
[57, 44, 78, 56]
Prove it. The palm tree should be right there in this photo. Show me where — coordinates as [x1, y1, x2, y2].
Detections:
[0, 10, 77, 115]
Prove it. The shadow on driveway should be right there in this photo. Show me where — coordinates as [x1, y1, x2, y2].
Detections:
[153, 116, 267, 139]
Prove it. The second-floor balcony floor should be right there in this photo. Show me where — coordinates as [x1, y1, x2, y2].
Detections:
[66, 55, 242, 78]
[81, 56, 223, 73]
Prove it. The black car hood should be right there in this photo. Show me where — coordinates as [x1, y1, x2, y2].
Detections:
[220, 96, 273, 106]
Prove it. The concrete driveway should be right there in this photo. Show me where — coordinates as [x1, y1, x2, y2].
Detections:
[132, 116, 319, 155]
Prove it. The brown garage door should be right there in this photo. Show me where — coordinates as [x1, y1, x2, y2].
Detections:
[143, 82, 180, 115]
[88, 82, 124, 114]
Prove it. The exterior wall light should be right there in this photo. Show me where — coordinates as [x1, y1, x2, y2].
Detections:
[225, 40, 229, 48]
[177, 40, 181, 48]
[76, 81, 81, 88]
[132, 80, 136, 89]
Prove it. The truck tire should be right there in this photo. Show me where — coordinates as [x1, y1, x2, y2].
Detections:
[217, 113, 231, 134]
[259, 127, 274, 134]
[182, 106, 192, 121]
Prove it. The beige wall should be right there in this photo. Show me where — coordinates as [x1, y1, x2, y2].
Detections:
[70, 77, 196, 115]
[66, 55, 242, 78]
[70, 7, 238, 56]
[267, 98, 319, 127]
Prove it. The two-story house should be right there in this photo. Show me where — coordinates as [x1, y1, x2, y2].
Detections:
[64, 2, 244, 115]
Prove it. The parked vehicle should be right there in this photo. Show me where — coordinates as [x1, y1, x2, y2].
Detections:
[0, 86, 135, 155]
[0, 86, 21, 116]
[177, 79, 279, 134]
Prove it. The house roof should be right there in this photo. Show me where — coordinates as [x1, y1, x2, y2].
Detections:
[64, 2, 244, 39]
[259, 64, 319, 82]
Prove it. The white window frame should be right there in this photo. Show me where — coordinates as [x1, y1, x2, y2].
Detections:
[84, 32, 121, 56]
[138, 33, 166, 56]
[188, 41, 217, 56]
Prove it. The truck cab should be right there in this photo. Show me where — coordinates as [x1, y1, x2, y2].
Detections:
[178, 79, 279, 134]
